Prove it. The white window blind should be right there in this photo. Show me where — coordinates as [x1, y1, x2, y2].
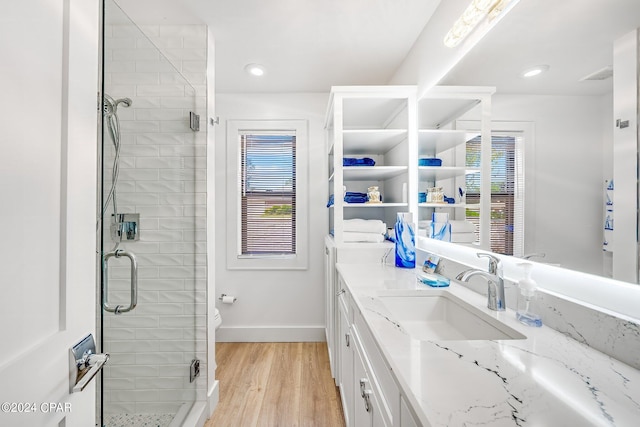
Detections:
[466, 135, 524, 256]
[239, 131, 296, 255]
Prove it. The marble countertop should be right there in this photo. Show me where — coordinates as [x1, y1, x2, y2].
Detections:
[336, 263, 640, 427]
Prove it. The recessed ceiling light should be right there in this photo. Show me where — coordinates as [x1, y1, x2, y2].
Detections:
[521, 65, 549, 78]
[244, 63, 265, 77]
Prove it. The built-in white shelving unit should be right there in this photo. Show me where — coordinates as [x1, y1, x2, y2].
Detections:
[418, 166, 480, 181]
[417, 86, 494, 249]
[341, 165, 408, 181]
[326, 86, 417, 245]
[325, 85, 493, 249]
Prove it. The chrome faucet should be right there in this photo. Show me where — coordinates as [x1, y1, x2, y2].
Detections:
[455, 253, 506, 311]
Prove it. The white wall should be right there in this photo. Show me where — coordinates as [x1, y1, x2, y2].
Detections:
[459, 94, 610, 276]
[214, 93, 329, 341]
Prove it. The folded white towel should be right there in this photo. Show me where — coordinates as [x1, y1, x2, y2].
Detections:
[343, 231, 385, 243]
[450, 232, 476, 243]
[343, 219, 387, 234]
[449, 220, 476, 233]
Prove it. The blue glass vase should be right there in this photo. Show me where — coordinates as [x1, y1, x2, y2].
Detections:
[395, 212, 415, 268]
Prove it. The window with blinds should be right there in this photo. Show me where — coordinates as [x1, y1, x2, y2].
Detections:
[239, 131, 296, 256]
[466, 135, 524, 255]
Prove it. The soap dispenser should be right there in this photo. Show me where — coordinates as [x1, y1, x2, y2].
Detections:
[516, 263, 542, 327]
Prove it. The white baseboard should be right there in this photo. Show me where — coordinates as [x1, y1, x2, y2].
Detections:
[182, 401, 207, 427]
[215, 326, 326, 342]
[208, 380, 219, 418]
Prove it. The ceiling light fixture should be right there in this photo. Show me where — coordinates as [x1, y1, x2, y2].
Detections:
[521, 65, 549, 78]
[244, 63, 265, 77]
[443, 0, 513, 48]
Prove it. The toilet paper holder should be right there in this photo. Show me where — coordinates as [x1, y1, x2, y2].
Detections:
[218, 293, 237, 303]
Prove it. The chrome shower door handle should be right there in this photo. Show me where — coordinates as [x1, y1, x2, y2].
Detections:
[102, 249, 138, 314]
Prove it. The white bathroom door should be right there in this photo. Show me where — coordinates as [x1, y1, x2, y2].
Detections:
[0, 1, 100, 426]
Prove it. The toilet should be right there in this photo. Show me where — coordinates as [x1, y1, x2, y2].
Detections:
[213, 308, 222, 330]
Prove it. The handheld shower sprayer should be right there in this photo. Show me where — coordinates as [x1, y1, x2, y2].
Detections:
[103, 94, 132, 116]
[101, 93, 133, 240]
[116, 97, 132, 108]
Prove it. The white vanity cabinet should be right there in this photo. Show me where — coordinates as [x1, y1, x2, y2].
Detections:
[336, 270, 412, 427]
[324, 236, 338, 380]
[352, 329, 389, 427]
[337, 273, 391, 427]
[325, 237, 395, 387]
[337, 279, 354, 427]
[351, 307, 396, 427]
[400, 397, 420, 427]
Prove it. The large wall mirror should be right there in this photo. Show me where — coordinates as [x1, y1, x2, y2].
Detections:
[433, 0, 640, 282]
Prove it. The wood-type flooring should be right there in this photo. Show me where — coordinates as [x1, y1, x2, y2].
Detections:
[206, 342, 345, 427]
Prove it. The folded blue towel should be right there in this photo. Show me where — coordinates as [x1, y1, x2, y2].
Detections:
[418, 158, 442, 167]
[344, 191, 368, 204]
[343, 157, 375, 166]
[344, 195, 368, 203]
[328, 192, 370, 206]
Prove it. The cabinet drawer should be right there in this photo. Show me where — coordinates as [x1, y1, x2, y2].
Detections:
[352, 327, 391, 427]
[338, 276, 351, 321]
[354, 307, 399, 425]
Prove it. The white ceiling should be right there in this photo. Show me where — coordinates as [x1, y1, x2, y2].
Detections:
[440, 0, 640, 96]
[115, 0, 640, 96]
[115, 0, 442, 93]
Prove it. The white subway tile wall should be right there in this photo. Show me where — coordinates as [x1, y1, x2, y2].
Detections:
[103, 20, 207, 417]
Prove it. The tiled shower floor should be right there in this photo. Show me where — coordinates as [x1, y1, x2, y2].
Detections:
[103, 413, 175, 427]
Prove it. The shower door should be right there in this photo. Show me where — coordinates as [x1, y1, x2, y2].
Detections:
[99, 1, 205, 426]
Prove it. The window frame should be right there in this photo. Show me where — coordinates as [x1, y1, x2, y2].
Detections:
[226, 119, 309, 270]
[456, 120, 535, 257]
[466, 135, 520, 255]
[239, 130, 296, 256]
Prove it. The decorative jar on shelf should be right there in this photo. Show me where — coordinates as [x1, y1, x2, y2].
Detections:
[367, 186, 381, 203]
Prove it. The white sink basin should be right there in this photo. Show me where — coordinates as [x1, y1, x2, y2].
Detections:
[378, 292, 526, 341]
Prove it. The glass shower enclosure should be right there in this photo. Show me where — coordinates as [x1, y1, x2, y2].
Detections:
[99, 1, 206, 426]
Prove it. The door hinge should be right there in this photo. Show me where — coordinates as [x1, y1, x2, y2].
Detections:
[616, 118, 630, 129]
[190, 111, 200, 131]
[190, 358, 201, 383]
